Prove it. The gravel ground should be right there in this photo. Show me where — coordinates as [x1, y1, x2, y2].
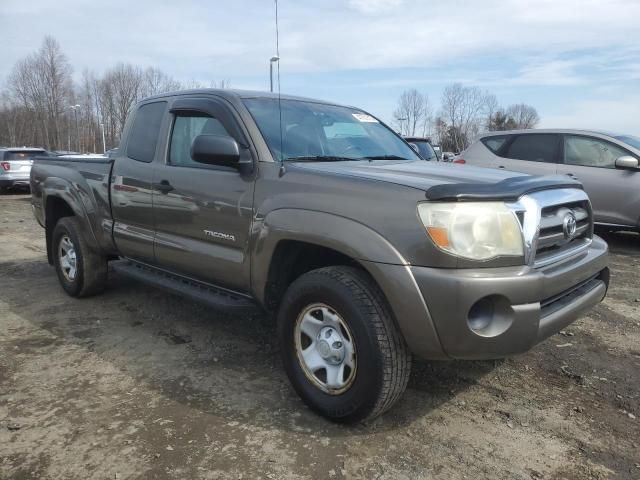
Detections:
[1, 192, 639, 480]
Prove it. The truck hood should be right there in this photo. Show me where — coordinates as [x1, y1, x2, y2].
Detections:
[291, 160, 521, 190]
[290, 160, 582, 201]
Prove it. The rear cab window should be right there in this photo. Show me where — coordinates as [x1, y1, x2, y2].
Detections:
[503, 134, 560, 163]
[126, 101, 167, 162]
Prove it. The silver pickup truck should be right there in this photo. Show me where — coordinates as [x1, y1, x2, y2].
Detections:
[30, 89, 609, 423]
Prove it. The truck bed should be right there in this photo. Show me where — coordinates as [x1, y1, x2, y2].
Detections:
[30, 155, 116, 262]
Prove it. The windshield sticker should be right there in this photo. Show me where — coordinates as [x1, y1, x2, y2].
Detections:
[352, 113, 379, 123]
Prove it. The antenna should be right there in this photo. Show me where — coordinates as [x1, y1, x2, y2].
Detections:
[275, 0, 285, 171]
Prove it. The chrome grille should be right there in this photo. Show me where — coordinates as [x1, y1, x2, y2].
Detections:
[507, 188, 593, 268]
[536, 202, 590, 252]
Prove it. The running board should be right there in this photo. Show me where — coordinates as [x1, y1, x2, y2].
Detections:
[111, 260, 258, 313]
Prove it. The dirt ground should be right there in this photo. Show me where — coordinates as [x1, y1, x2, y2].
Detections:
[1, 192, 639, 480]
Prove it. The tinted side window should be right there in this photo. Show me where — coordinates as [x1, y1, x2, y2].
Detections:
[504, 134, 559, 163]
[6, 150, 46, 160]
[169, 114, 231, 167]
[126, 101, 167, 163]
[564, 135, 630, 169]
[481, 135, 508, 154]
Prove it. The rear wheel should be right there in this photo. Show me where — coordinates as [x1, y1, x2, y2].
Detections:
[52, 217, 107, 297]
[278, 266, 411, 423]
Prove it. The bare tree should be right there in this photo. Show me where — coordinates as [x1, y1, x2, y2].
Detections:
[141, 67, 181, 97]
[506, 103, 540, 129]
[439, 83, 487, 151]
[483, 93, 500, 131]
[393, 89, 427, 136]
[6, 36, 73, 150]
[210, 79, 231, 89]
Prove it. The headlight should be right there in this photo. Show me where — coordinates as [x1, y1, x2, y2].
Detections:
[417, 202, 523, 260]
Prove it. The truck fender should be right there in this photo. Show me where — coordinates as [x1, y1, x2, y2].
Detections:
[251, 209, 447, 359]
[41, 176, 102, 264]
[252, 209, 408, 288]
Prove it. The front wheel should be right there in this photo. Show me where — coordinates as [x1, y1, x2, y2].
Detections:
[278, 266, 411, 423]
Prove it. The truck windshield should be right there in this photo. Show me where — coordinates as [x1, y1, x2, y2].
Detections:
[244, 98, 420, 162]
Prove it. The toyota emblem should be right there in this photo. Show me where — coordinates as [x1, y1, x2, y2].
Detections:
[563, 212, 577, 240]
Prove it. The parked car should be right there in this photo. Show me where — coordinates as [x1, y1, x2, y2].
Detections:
[458, 129, 640, 232]
[0, 147, 49, 192]
[442, 151, 458, 162]
[31, 90, 609, 423]
[106, 148, 120, 158]
[404, 136, 438, 160]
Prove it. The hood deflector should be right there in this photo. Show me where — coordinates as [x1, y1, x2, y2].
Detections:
[425, 175, 583, 202]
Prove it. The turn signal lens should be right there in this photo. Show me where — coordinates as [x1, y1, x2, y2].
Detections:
[0, 162, 10, 171]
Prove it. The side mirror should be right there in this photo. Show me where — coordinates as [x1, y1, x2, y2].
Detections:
[191, 134, 240, 168]
[615, 155, 639, 169]
[408, 142, 420, 153]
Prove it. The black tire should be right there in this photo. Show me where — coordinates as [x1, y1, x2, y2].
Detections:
[52, 216, 107, 297]
[277, 266, 411, 423]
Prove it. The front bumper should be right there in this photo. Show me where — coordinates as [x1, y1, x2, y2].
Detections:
[409, 235, 609, 359]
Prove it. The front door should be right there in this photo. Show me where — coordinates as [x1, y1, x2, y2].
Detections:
[152, 99, 255, 292]
[557, 134, 640, 227]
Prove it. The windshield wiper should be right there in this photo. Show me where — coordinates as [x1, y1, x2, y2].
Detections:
[284, 155, 361, 162]
[364, 155, 409, 160]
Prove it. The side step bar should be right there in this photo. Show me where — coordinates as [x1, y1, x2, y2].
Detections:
[111, 260, 258, 313]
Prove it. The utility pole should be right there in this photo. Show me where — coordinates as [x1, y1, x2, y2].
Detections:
[269, 56, 279, 92]
[395, 117, 408, 136]
[67, 104, 80, 152]
[73, 108, 79, 152]
[100, 123, 106, 154]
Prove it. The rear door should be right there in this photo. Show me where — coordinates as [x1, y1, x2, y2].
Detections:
[111, 100, 168, 264]
[557, 134, 640, 227]
[495, 133, 560, 175]
[151, 96, 255, 292]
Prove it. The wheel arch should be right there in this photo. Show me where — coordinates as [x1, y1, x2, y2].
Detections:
[251, 209, 408, 309]
[43, 183, 100, 265]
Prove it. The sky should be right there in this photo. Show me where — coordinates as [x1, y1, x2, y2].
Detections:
[2, 0, 640, 134]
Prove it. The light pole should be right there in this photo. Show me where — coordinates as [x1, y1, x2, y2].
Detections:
[395, 117, 408, 135]
[100, 123, 106, 154]
[67, 104, 80, 152]
[269, 56, 280, 92]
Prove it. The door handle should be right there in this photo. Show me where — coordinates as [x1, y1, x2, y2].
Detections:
[154, 180, 174, 194]
[498, 165, 505, 169]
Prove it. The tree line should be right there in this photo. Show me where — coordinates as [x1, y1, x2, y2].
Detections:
[0, 36, 228, 152]
[393, 86, 540, 152]
[2, 36, 540, 154]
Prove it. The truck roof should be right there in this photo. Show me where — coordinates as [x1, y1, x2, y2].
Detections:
[140, 88, 352, 109]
